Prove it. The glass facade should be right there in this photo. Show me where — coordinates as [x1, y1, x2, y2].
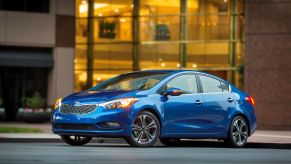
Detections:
[75, 0, 244, 91]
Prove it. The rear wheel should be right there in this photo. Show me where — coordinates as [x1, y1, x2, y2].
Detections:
[125, 111, 160, 147]
[61, 135, 92, 146]
[159, 138, 181, 146]
[225, 116, 249, 148]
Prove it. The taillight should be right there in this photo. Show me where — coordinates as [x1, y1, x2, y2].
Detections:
[245, 96, 255, 106]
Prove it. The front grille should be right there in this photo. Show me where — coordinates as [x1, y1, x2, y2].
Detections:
[54, 124, 98, 131]
[60, 104, 97, 114]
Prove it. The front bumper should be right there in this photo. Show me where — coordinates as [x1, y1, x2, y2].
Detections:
[51, 106, 133, 137]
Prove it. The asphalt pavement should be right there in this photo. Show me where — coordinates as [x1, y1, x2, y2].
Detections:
[0, 141, 291, 164]
[1, 123, 291, 164]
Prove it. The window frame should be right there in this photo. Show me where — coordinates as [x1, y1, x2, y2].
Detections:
[197, 73, 231, 94]
[157, 73, 202, 95]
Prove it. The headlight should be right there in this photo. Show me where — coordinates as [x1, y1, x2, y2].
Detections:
[54, 97, 62, 109]
[99, 98, 139, 109]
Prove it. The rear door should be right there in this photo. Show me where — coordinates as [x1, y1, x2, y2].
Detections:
[197, 74, 235, 134]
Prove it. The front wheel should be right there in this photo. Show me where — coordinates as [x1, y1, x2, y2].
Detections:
[61, 135, 92, 146]
[125, 111, 160, 147]
[225, 116, 249, 148]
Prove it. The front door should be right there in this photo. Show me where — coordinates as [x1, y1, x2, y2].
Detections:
[162, 74, 204, 136]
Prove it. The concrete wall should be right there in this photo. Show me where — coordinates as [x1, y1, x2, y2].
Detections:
[47, 47, 75, 106]
[0, 11, 55, 47]
[245, 0, 291, 129]
[47, 0, 76, 106]
[0, 12, 5, 43]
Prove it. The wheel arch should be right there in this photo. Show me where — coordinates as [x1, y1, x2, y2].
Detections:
[137, 108, 162, 126]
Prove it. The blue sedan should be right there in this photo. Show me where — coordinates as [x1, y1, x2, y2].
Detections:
[52, 70, 256, 147]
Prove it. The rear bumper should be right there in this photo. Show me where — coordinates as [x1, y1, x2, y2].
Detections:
[247, 109, 257, 136]
[249, 115, 257, 136]
[51, 106, 133, 137]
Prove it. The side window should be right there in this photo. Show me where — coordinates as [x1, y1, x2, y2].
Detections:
[221, 81, 229, 92]
[199, 75, 222, 93]
[167, 75, 198, 94]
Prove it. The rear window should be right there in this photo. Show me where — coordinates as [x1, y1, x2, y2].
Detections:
[199, 75, 229, 93]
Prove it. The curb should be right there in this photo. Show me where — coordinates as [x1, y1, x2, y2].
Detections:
[0, 138, 63, 143]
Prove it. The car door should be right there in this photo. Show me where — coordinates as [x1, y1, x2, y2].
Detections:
[198, 74, 236, 134]
[161, 74, 204, 135]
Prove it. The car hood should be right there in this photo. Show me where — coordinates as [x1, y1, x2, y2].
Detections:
[62, 90, 145, 105]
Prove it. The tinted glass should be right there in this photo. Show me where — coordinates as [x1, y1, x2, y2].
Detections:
[221, 81, 229, 92]
[90, 72, 170, 91]
[27, 0, 49, 13]
[3, 0, 25, 11]
[199, 75, 222, 93]
[1, 0, 49, 13]
[167, 74, 198, 94]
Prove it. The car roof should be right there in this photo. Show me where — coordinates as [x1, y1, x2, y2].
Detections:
[135, 70, 230, 84]
[138, 69, 201, 74]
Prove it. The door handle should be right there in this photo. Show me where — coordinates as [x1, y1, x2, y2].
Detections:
[227, 98, 234, 102]
[194, 100, 202, 105]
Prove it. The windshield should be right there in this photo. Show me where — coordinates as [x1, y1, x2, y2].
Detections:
[89, 72, 170, 91]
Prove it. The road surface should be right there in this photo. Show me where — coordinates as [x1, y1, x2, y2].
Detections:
[0, 141, 291, 164]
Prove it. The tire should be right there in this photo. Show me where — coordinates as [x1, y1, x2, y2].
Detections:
[61, 135, 92, 146]
[159, 138, 181, 146]
[125, 111, 160, 147]
[225, 116, 249, 148]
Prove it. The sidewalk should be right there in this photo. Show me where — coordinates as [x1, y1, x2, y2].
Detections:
[0, 122, 52, 133]
[1, 122, 291, 145]
[248, 130, 291, 144]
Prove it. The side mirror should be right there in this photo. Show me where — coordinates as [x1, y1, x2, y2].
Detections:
[163, 88, 183, 96]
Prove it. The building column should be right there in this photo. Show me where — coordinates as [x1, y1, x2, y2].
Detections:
[229, 0, 237, 84]
[245, 0, 291, 129]
[47, 0, 75, 106]
[86, 0, 94, 88]
[179, 0, 187, 68]
[132, 0, 140, 71]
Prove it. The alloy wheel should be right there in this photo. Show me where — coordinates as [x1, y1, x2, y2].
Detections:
[132, 114, 158, 144]
[232, 118, 248, 146]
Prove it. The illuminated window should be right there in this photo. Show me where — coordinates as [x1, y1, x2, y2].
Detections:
[93, 44, 132, 70]
[76, 18, 88, 43]
[91, 0, 133, 41]
[139, 0, 180, 71]
[186, 0, 231, 71]
[76, 0, 88, 17]
[140, 43, 180, 70]
[140, 0, 180, 15]
[75, 0, 244, 91]
[93, 17, 132, 41]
